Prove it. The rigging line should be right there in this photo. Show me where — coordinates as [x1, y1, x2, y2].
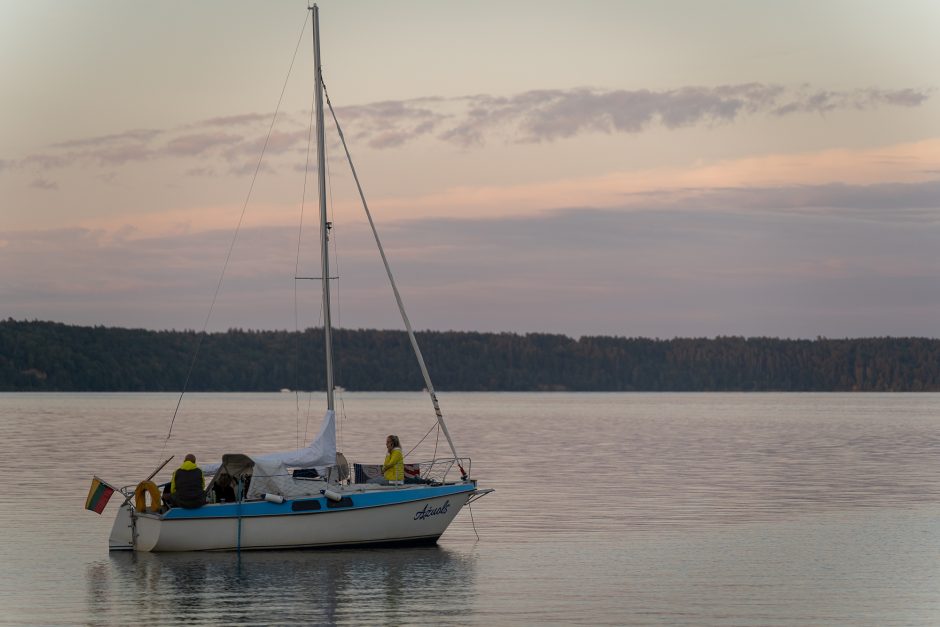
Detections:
[295, 55, 316, 334]
[295, 62, 317, 449]
[322, 80, 464, 472]
[322, 83, 347, 451]
[311, 281, 323, 449]
[326, 116, 349, 449]
[337, 391, 346, 453]
[301, 362, 317, 445]
[163, 9, 311, 446]
[303, 390, 314, 442]
[325, 116, 342, 387]
[404, 421, 439, 459]
[309, 260, 323, 444]
[326, 122, 341, 334]
[467, 503, 481, 541]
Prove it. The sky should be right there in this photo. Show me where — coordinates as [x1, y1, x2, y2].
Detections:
[2, 0, 939, 339]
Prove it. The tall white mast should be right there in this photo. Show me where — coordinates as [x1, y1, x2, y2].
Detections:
[312, 4, 334, 411]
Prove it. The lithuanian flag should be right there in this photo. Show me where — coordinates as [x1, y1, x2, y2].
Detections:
[85, 476, 116, 514]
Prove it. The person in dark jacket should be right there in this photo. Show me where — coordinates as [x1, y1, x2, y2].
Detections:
[170, 453, 206, 508]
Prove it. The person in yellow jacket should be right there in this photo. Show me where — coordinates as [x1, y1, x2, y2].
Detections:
[369, 435, 404, 485]
[169, 453, 206, 508]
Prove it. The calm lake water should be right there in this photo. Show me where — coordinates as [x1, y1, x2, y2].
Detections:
[1, 392, 940, 625]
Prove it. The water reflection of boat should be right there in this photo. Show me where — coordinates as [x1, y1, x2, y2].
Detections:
[89, 547, 478, 624]
[98, 5, 491, 552]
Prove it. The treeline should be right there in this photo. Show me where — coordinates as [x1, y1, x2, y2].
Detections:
[2, 318, 940, 392]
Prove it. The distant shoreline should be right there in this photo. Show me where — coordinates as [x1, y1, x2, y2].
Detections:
[3, 319, 939, 392]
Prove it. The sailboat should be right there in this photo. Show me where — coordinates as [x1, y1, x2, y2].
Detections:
[102, 5, 492, 552]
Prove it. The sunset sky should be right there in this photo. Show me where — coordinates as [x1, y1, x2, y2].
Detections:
[2, 0, 939, 338]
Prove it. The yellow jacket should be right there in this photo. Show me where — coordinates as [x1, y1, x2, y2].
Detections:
[383, 448, 404, 482]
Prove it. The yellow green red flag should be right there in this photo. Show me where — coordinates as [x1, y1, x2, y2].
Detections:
[85, 476, 116, 514]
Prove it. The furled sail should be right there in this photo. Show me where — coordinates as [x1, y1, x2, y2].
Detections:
[202, 409, 336, 474]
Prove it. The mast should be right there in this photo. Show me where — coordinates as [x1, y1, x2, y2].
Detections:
[312, 4, 334, 411]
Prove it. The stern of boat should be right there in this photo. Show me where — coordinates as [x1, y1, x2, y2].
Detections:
[108, 502, 134, 551]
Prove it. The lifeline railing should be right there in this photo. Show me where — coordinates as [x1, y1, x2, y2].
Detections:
[345, 457, 472, 485]
[417, 457, 473, 483]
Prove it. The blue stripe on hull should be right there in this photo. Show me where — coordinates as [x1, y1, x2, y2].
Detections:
[203, 534, 443, 552]
[161, 483, 474, 520]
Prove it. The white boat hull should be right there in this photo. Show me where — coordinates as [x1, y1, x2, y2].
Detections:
[110, 483, 479, 552]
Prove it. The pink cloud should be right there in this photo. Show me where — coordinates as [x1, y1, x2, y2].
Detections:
[372, 138, 940, 222]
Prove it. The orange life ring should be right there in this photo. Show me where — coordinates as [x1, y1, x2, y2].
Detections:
[134, 480, 161, 513]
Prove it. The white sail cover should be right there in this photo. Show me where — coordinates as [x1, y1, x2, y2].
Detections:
[202, 409, 336, 474]
[245, 458, 324, 500]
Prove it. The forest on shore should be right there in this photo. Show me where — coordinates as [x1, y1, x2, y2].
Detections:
[2, 319, 940, 392]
